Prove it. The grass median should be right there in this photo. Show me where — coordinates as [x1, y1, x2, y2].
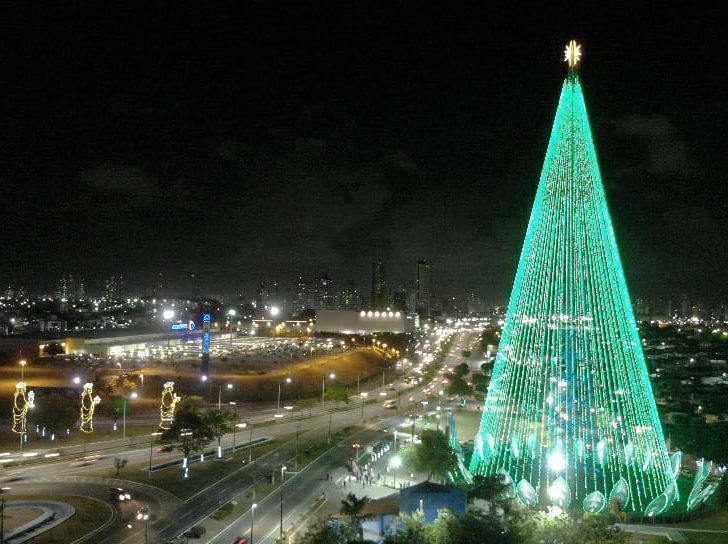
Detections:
[86, 433, 294, 500]
[1, 494, 113, 544]
[199, 425, 364, 539]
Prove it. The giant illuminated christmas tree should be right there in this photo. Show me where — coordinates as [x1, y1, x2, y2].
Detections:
[469, 42, 676, 515]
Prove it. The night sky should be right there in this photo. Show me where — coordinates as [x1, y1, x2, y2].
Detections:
[3, 3, 728, 305]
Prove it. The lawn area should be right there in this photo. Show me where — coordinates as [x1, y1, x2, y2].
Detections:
[664, 508, 728, 531]
[86, 432, 295, 500]
[626, 534, 669, 544]
[199, 425, 363, 538]
[2, 494, 113, 544]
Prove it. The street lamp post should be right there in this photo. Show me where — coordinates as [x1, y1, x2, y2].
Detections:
[227, 309, 236, 349]
[360, 392, 368, 420]
[163, 309, 175, 350]
[391, 455, 402, 488]
[277, 377, 292, 410]
[123, 392, 138, 439]
[218, 383, 233, 410]
[321, 372, 335, 404]
[248, 425, 253, 463]
[295, 422, 300, 470]
[279, 465, 287, 540]
[148, 432, 163, 478]
[136, 506, 150, 543]
[19, 360, 26, 382]
[233, 422, 247, 453]
[250, 503, 257, 544]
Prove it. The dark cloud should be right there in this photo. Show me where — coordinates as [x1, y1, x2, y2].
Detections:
[78, 163, 161, 200]
[613, 114, 692, 175]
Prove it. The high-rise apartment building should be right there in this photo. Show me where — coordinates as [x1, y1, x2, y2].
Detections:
[416, 259, 432, 319]
[104, 275, 125, 301]
[370, 260, 388, 308]
[57, 274, 85, 300]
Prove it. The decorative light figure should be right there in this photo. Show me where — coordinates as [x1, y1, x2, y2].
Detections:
[80, 383, 101, 433]
[159, 381, 180, 430]
[12, 382, 35, 434]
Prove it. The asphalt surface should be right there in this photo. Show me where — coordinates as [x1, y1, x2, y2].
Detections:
[2, 329, 462, 544]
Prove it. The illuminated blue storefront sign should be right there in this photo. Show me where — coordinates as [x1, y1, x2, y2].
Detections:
[170, 321, 197, 331]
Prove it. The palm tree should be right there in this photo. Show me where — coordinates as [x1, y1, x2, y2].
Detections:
[339, 493, 373, 541]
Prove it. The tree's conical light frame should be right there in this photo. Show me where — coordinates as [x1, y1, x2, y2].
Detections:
[469, 72, 674, 513]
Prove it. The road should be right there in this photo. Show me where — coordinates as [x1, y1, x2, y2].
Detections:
[208, 424, 397, 544]
[4, 328, 459, 543]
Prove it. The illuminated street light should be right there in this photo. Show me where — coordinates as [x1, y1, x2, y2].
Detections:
[217, 383, 234, 410]
[162, 309, 175, 320]
[250, 503, 257, 544]
[122, 392, 138, 439]
[277, 377, 292, 410]
[279, 465, 287, 540]
[233, 422, 247, 453]
[136, 506, 150, 543]
[321, 373, 335, 404]
[390, 455, 402, 488]
[148, 431, 163, 479]
[270, 306, 280, 317]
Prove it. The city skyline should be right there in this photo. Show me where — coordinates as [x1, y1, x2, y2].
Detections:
[3, 5, 728, 305]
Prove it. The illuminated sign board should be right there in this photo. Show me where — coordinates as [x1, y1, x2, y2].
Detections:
[171, 321, 196, 331]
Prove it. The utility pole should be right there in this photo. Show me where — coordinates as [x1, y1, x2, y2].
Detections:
[295, 422, 300, 470]
[1, 498, 5, 544]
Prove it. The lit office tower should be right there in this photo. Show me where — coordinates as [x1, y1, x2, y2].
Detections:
[104, 275, 125, 302]
[57, 275, 85, 300]
[370, 260, 388, 309]
[416, 260, 432, 319]
[470, 42, 675, 515]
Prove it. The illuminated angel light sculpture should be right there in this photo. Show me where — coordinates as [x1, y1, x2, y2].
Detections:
[12, 382, 35, 434]
[470, 42, 675, 515]
[80, 383, 101, 433]
[159, 381, 181, 430]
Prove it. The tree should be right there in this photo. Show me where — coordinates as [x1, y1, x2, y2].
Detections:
[468, 475, 509, 509]
[471, 373, 489, 394]
[339, 493, 372, 542]
[114, 457, 128, 476]
[461, 350, 472, 358]
[297, 518, 359, 544]
[404, 430, 457, 482]
[430, 510, 513, 544]
[453, 363, 469, 377]
[161, 404, 211, 466]
[325, 383, 349, 408]
[510, 511, 627, 544]
[32, 395, 77, 434]
[446, 377, 472, 397]
[204, 410, 236, 458]
[383, 512, 430, 544]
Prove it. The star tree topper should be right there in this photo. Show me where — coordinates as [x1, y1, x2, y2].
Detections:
[564, 40, 582, 69]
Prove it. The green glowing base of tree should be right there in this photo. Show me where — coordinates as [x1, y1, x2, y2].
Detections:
[469, 71, 675, 515]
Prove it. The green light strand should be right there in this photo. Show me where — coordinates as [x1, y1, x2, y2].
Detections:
[470, 74, 674, 513]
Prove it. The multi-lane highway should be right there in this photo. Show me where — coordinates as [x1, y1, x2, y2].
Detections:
[2, 327, 462, 543]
